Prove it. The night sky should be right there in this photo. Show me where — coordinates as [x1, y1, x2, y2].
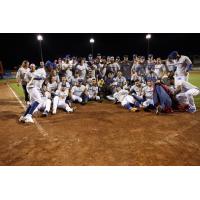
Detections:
[1, 33, 200, 69]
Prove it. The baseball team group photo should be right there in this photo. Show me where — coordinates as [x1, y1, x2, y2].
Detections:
[0, 33, 200, 166]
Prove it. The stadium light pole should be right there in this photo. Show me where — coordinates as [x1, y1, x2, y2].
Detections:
[37, 34, 44, 62]
[146, 34, 151, 56]
[89, 38, 95, 57]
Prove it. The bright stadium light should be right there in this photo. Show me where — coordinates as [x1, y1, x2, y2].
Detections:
[37, 34, 43, 41]
[90, 38, 95, 43]
[145, 34, 152, 56]
[37, 34, 44, 61]
[89, 38, 95, 57]
[146, 34, 151, 40]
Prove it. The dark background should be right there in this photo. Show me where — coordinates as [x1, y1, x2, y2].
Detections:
[0, 33, 200, 69]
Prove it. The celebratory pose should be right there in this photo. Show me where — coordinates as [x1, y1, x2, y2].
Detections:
[19, 62, 46, 123]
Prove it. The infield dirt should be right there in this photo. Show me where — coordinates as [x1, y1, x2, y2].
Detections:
[0, 83, 200, 166]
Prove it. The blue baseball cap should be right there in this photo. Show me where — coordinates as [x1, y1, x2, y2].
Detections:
[45, 60, 52, 68]
[169, 51, 178, 59]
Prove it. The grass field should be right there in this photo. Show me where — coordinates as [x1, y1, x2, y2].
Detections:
[1, 71, 200, 107]
[189, 71, 200, 107]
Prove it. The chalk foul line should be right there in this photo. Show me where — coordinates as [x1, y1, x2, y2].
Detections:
[7, 84, 48, 137]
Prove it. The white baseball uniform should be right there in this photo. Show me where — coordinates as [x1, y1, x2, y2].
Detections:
[33, 96, 51, 113]
[142, 85, 154, 107]
[154, 64, 166, 78]
[86, 84, 100, 100]
[113, 89, 135, 107]
[26, 67, 46, 104]
[130, 84, 145, 97]
[53, 89, 73, 113]
[16, 67, 30, 85]
[114, 76, 127, 88]
[174, 55, 192, 86]
[76, 64, 88, 80]
[176, 80, 200, 111]
[71, 85, 86, 102]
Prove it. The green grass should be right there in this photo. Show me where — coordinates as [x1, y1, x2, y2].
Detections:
[9, 83, 24, 101]
[189, 71, 200, 108]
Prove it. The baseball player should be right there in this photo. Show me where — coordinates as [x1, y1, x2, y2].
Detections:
[142, 78, 154, 109]
[108, 56, 120, 75]
[165, 56, 176, 73]
[24, 63, 36, 84]
[58, 76, 71, 90]
[168, 51, 192, 87]
[114, 71, 127, 88]
[146, 54, 155, 74]
[76, 58, 88, 80]
[50, 69, 60, 83]
[86, 78, 101, 101]
[154, 58, 166, 78]
[113, 87, 138, 112]
[16, 60, 30, 104]
[105, 72, 117, 101]
[87, 61, 97, 79]
[33, 95, 52, 117]
[70, 79, 89, 104]
[120, 55, 132, 84]
[175, 80, 200, 113]
[133, 56, 146, 81]
[44, 76, 58, 99]
[19, 62, 47, 123]
[71, 71, 82, 86]
[52, 85, 74, 114]
[130, 79, 145, 98]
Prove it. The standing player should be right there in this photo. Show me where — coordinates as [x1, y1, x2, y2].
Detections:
[120, 55, 132, 85]
[76, 58, 88, 80]
[154, 58, 166, 79]
[168, 51, 192, 86]
[108, 56, 120, 75]
[16, 60, 30, 104]
[146, 54, 155, 74]
[24, 63, 36, 84]
[19, 62, 46, 123]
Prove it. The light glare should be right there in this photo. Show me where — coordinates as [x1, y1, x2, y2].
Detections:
[90, 38, 95, 43]
[37, 34, 43, 41]
[146, 34, 151, 39]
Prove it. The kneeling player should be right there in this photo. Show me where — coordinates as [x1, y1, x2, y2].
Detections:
[52, 85, 74, 114]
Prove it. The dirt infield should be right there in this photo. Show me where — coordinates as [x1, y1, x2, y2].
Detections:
[0, 83, 200, 166]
